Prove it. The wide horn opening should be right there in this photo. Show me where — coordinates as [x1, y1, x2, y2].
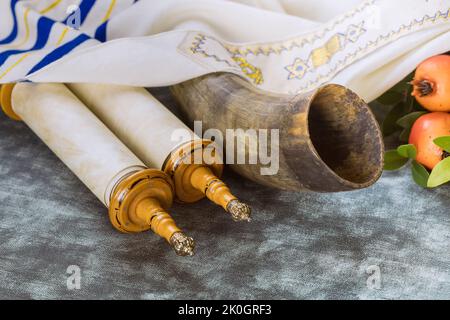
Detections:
[307, 84, 383, 187]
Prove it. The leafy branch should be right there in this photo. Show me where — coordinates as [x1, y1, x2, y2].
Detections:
[384, 137, 450, 188]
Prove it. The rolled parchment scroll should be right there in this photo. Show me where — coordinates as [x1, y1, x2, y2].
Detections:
[0, 83, 194, 256]
[68, 83, 251, 222]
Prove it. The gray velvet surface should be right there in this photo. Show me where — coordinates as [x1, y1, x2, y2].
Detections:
[0, 88, 449, 300]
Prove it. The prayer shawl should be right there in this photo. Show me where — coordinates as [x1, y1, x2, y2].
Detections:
[0, 0, 449, 102]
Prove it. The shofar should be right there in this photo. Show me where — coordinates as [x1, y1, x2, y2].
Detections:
[0, 83, 194, 256]
[68, 83, 251, 222]
[170, 73, 384, 192]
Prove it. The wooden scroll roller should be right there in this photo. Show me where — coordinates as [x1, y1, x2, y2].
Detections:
[171, 73, 384, 192]
[68, 84, 251, 222]
[0, 83, 194, 256]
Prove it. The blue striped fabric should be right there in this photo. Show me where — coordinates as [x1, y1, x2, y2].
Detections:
[61, 0, 97, 26]
[0, 0, 20, 45]
[0, 0, 139, 80]
[94, 21, 108, 42]
[0, 17, 55, 66]
[27, 34, 91, 75]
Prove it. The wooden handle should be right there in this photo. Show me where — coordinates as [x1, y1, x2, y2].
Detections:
[171, 73, 384, 192]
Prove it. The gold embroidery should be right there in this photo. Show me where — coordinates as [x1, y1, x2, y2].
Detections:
[311, 34, 341, 68]
[295, 8, 450, 93]
[285, 58, 308, 80]
[231, 56, 263, 85]
[285, 22, 365, 80]
[190, 35, 264, 84]
[186, 5, 449, 91]
[224, 0, 375, 57]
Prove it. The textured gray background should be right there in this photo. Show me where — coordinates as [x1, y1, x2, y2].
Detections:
[0, 88, 449, 300]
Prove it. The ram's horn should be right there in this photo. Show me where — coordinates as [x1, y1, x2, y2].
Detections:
[170, 73, 384, 192]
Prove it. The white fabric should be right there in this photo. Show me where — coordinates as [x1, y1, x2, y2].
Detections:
[0, 0, 449, 102]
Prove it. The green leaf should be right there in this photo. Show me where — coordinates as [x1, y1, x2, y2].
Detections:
[411, 97, 426, 112]
[397, 144, 417, 159]
[382, 102, 410, 136]
[377, 91, 403, 105]
[433, 136, 450, 153]
[396, 111, 427, 129]
[399, 128, 411, 143]
[390, 82, 409, 95]
[427, 157, 450, 188]
[384, 150, 409, 170]
[411, 161, 430, 188]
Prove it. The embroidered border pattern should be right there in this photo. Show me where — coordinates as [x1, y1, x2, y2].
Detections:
[190, 34, 234, 67]
[294, 8, 450, 93]
[186, 0, 375, 86]
[284, 22, 366, 80]
[231, 55, 264, 85]
[224, 0, 376, 57]
[186, 3, 449, 91]
[190, 34, 264, 85]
